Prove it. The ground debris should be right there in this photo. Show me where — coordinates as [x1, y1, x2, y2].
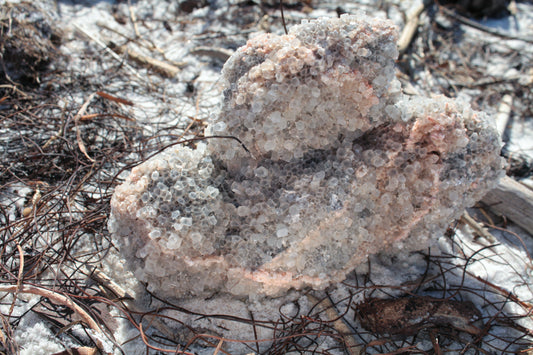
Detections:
[356, 296, 483, 337]
[0, 2, 62, 86]
[439, 0, 511, 19]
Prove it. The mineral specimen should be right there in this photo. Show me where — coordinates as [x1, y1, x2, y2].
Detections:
[108, 15, 503, 299]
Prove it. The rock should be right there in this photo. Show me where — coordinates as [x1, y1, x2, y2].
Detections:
[108, 14, 504, 300]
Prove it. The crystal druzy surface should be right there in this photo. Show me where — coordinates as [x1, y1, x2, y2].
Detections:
[109, 15, 503, 298]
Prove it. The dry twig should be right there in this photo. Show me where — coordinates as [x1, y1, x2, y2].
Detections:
[398, 1, 428, 55]
[0, 284, 110, 353]
[108, 42, 182, 78]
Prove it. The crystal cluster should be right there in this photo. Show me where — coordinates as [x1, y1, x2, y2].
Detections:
[108, 15, 503, 299]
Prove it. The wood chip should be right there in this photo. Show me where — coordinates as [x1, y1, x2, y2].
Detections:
[481, 176, 533, 235]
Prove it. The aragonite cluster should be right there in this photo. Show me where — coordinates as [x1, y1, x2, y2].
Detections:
[108, 15, 503, 299]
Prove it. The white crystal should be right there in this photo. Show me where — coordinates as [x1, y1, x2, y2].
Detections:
[109, 15, 503, 301]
